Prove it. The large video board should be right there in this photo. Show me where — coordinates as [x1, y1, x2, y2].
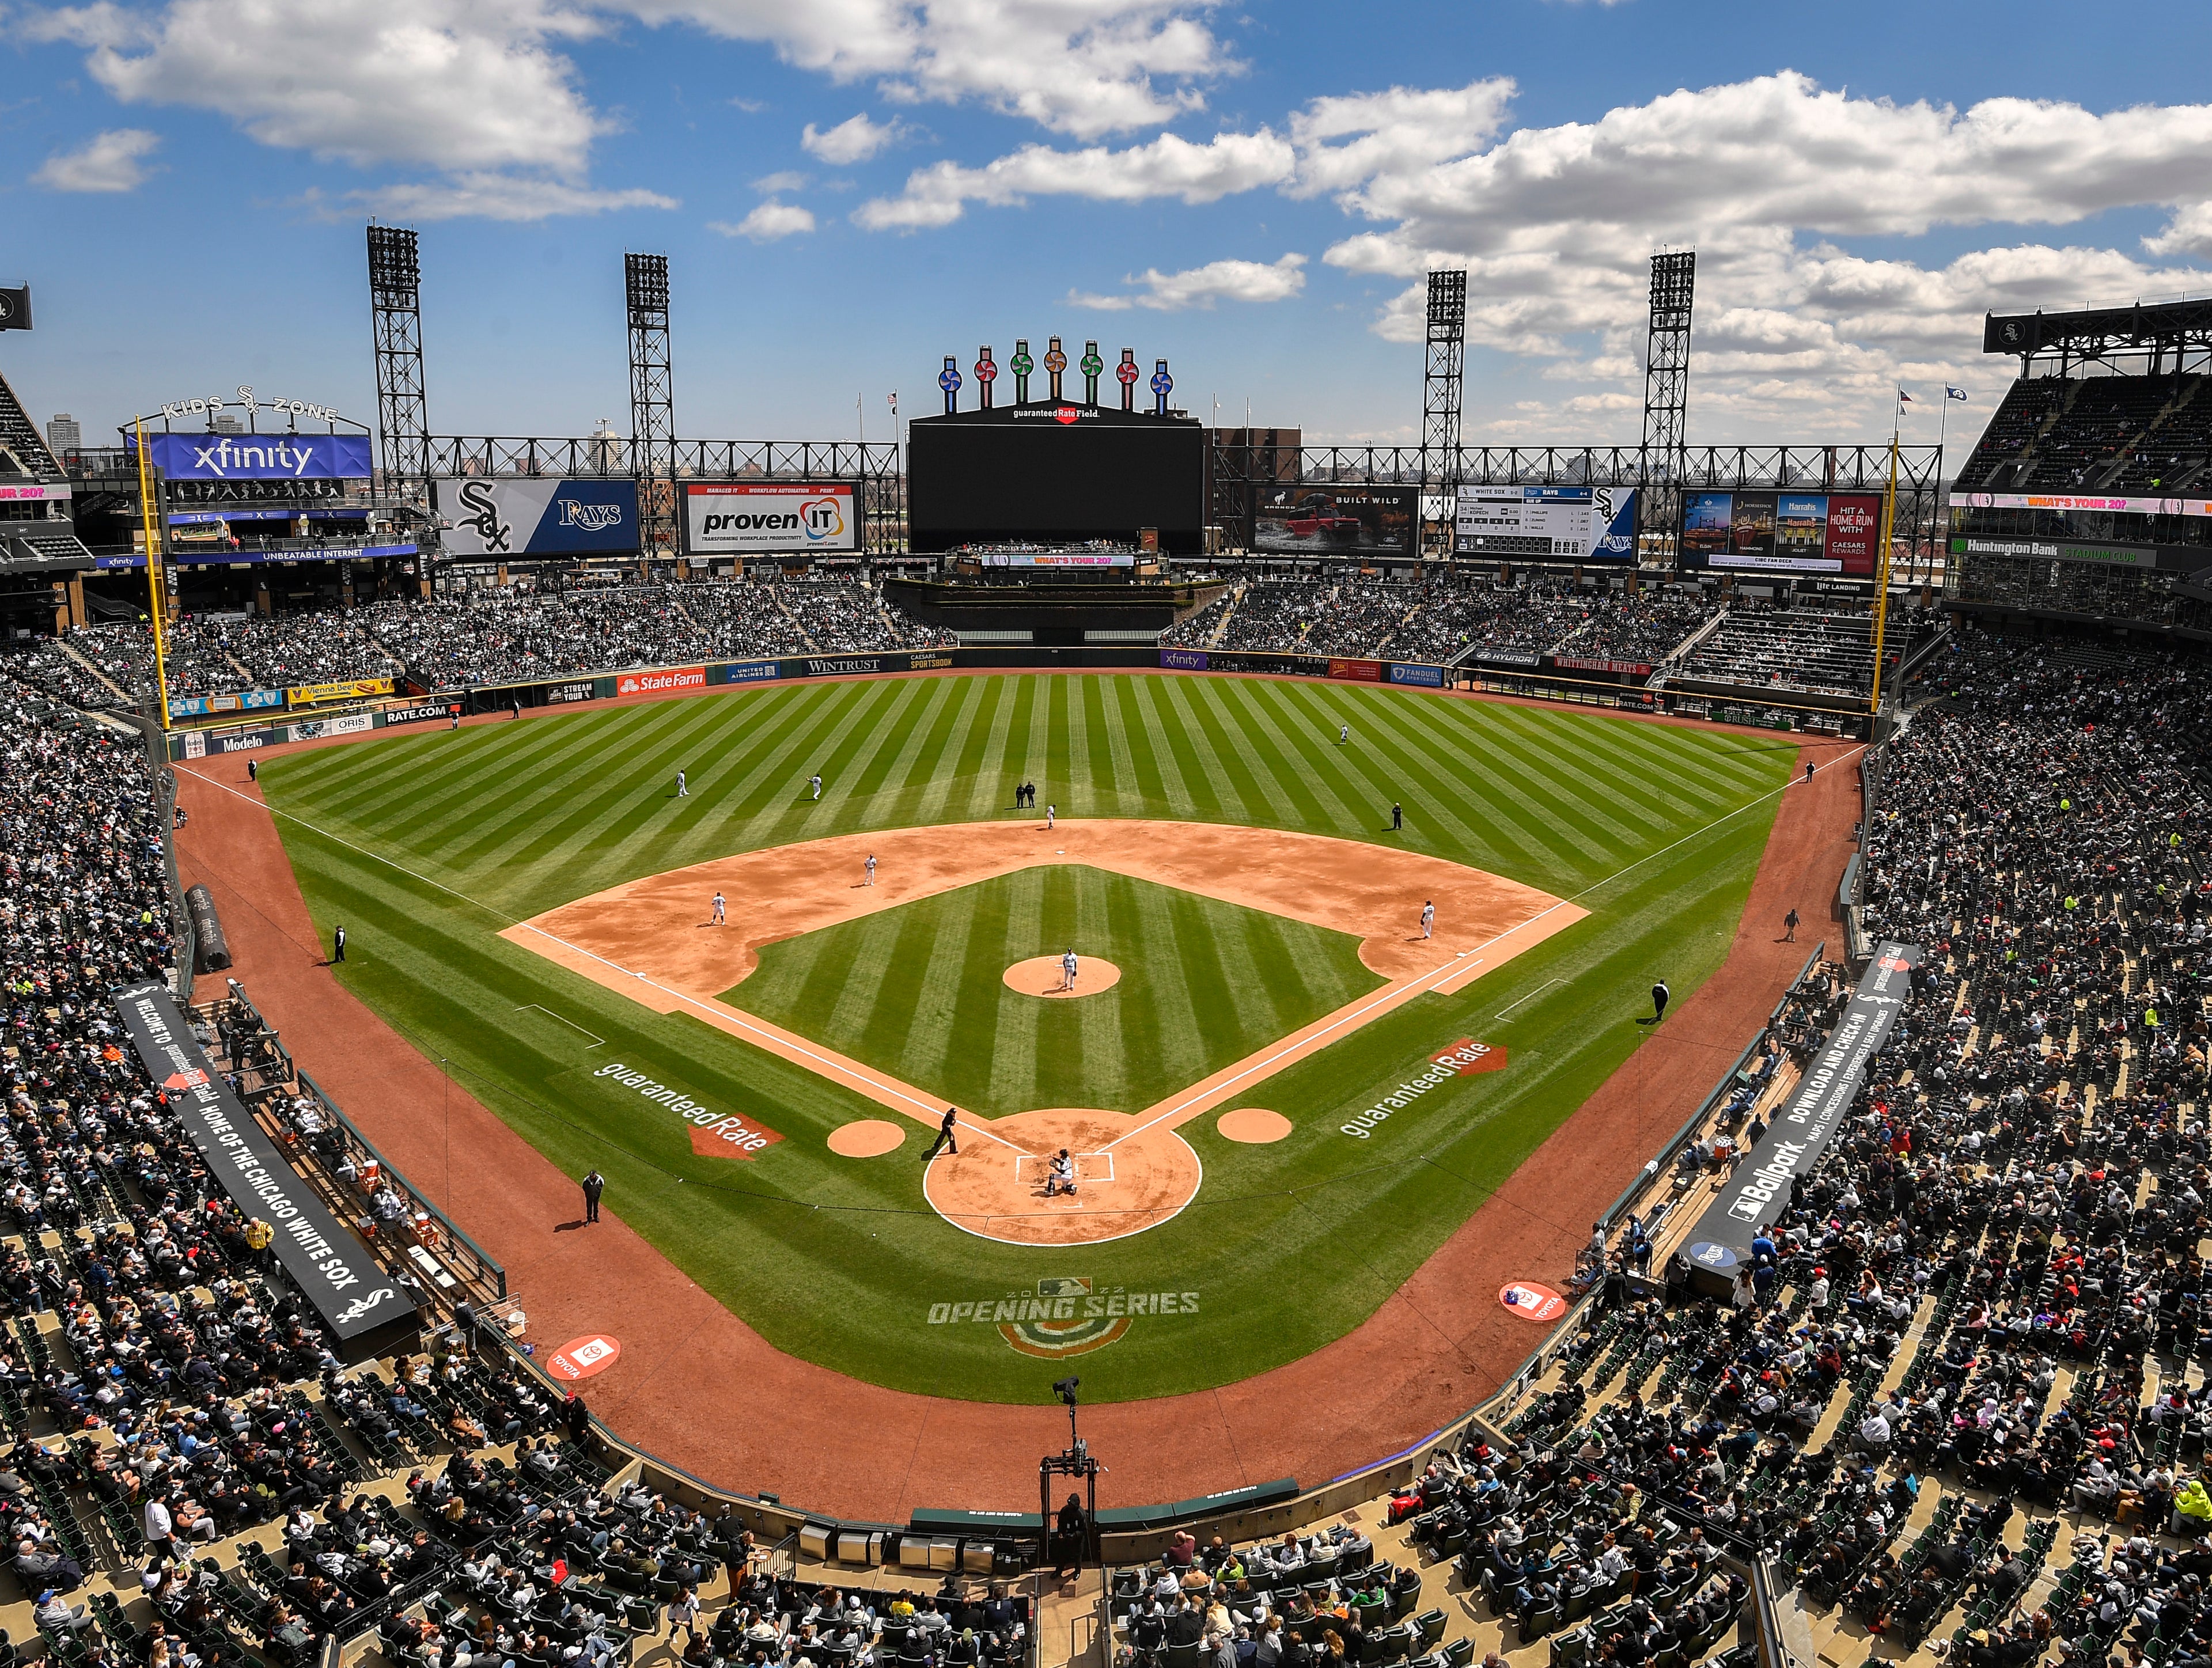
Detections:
[907, 405, 1206, 554]
[1679, 490, 1881, 576]
[1455, 485, 1637, 563]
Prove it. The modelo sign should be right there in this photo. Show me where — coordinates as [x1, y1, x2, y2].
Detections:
[683, 482, 856, 554]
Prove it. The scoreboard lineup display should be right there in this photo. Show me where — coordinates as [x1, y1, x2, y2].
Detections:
[1455, 486, 1639, 562]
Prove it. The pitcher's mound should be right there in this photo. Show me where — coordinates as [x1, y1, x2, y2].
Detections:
[828, 1119, 907, 1157]
[1218, 1108, 1292, 1144]
[1002, 955, 1122, 998]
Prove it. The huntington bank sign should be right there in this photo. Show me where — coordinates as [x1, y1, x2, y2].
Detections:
[1339, 1038, 1506, 1139]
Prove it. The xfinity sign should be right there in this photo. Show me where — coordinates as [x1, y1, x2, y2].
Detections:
[683, 480, 857, 554]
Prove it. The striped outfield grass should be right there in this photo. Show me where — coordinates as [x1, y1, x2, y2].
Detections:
[731, 866, 1385, 1119]
[258, 673, 1797, 1403]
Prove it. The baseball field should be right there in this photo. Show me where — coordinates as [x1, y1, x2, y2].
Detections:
[252, 670, 1795, 1403]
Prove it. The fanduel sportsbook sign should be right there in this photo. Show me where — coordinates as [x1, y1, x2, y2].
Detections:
[110, 982, 419, 1362]
[1684, 941, 1922, 1270]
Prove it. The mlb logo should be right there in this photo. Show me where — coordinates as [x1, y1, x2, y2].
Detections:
[1726, 1195, 1762, 1222]
[1037, 1277, 1092, 1299]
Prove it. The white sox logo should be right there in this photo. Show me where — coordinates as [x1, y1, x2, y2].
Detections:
[337, 1288, 395, 1325]
[456, 479, 513, 553]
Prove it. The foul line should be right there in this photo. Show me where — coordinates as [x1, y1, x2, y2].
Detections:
[1102, 742, 1863, 1151]
[177, 765, 1021, 1154]
[1494, 978, 1565, 1021]
[515, 1004, 605, 1047]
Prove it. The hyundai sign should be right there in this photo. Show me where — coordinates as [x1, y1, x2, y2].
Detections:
[682, 482, 857, 555]
[145, 433, 373, 481]
[434, 477, 641, 556]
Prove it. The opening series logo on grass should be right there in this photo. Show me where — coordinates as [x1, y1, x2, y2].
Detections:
[926, 1276, 1198, 1359]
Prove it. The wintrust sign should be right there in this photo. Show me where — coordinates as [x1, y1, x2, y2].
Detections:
[683, 482, 857, 554]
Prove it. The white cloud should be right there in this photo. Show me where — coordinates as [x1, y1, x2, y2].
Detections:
[621, 0, 1234, 138]
[801, 112, 908, 165]
[711, 199, 816, 240]
[855, 127, 1293, 229]
[32, 126, 160, 191]
[347, 172, 677, 220]
[1289, 80, 1514, 197]
[32, 0, 609, 172]
[1071, 251, 1305, 310]
[751, 169, 810, 192]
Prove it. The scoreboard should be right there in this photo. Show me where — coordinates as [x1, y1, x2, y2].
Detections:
[1455, 486, 1638, 562]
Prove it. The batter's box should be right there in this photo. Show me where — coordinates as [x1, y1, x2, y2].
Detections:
[1014, 1151, 1114, 1185]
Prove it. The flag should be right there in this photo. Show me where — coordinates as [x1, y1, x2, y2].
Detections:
[1897, 388, 1915, 404]
[1945, 386, 1968, 401]
[887, 392, 898, 415]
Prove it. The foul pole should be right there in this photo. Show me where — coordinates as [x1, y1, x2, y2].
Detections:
[133, 418, 172, 731]
[1868, 430, 1899, 717]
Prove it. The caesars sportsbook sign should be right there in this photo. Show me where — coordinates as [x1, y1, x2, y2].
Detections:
[682, 482, 856, 555]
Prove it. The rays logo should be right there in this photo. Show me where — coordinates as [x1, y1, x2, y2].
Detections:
[455, 478, 512, 554]
[556, 499, 624, 531]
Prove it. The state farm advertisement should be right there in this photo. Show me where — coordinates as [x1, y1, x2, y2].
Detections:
[616, 666, 706, 696]
[682, 481, 856, 554]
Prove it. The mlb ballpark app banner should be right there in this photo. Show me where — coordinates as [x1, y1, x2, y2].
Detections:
[1680, 491, 1882, 575]
[1455, 486, 1639, 563]
[682, 482, 856, 554]
[434, 478, 640, 557]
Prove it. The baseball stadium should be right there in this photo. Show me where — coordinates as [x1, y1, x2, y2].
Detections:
[3, 227, 2211, 1668]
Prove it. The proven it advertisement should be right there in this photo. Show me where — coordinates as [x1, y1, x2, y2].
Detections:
[682, 482, 856, 554]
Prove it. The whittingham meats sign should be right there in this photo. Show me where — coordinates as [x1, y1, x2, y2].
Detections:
[111, 981, 419, 1361]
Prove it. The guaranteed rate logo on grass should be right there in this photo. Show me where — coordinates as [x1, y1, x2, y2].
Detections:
[1340, 1038, 1506, 1140]
[593, 1061, 783, 1158]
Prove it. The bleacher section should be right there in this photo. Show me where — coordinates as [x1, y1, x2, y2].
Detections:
[1673, 609, 1876, 702]
[1956, 373, 2212, 494]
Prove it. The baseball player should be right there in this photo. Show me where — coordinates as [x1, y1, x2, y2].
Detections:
[711, 892, 726, 926]
[810, 773, 823, 801]
[1044, 1148, 1077, 1196]
[864, 854, 877, 887]
[1339, 723, 1349, 745]
[1421, 900, 1435, 941]
[1046, 803, 1056, 831]
[1062, 948, 1078, 991]
[676, 769, 688, 797]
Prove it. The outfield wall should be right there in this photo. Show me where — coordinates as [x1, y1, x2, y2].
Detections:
[162, 645, 1872, 759]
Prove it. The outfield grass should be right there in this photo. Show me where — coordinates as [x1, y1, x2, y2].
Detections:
[259, 672, 1794, 1402]
[732, 865, 1383, 1119]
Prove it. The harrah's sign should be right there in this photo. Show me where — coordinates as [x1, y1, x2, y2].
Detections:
[1340, 1038, 1506, 1139]
[616, 666, 706, 696]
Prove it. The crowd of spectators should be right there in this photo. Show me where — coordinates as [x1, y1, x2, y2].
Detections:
[1552, 592, 1717, 666]
[1675, 608, 1876, 699]
[1487, 623, 2212, 1668]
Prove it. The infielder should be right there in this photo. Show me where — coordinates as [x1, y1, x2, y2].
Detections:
[711, 892, 726, 925]
[864, 854, 877, 886]
[1062, 948, 1079, 991]
[676, 769, 688, 797]
[1044, 1148, 1078, 1196]
[1046, 803, 1056, 831]
[1421, 900, 1435, 941]
[810, 774, 823, 801]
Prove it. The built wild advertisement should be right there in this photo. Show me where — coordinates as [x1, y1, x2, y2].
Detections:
[111, 981, 420, 1361]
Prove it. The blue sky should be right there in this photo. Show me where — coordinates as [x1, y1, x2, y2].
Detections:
[9, 0, 2212, 457]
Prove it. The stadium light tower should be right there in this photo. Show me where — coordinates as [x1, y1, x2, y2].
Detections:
[366, 224, 431, 524]
[1641, 251, 1696, 552]
[626, 252, 676, 558]
[1422, 271, 1467, 491]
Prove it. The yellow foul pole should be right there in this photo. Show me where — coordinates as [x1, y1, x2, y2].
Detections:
[133, 418, 172, 731]
[1868, 431, 1899, 718]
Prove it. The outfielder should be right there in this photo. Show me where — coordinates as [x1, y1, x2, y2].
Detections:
[1421, 900, 1435, 941]
[676, 769, 688, 797]
[864, 854, 877, 886]
[711, 892, 726, 926]
[810, 773, 823, 801]
[1339, 723, 1349, 745]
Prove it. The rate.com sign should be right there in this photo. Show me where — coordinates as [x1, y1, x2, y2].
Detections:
[682, 480, 856, 554]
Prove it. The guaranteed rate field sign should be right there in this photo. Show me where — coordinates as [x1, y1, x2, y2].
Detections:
[682, 481, 856, 554]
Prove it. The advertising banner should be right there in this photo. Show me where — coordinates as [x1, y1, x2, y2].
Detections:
[143, 433, 372, 482]
[613, 666, 704, 697]
[0, 483, 71, 503]
[435, 477, 640, 556]
[1950, 534, 2162, 568]
[287, 712, 374, 741]
[1328, 657, 1383, 682]
[715, 659, 781, 685]
[1471, 649, 1544, 669]
[1549, 655, 1653, 678]
[1254, 484, 1415, 558]
[288, 677, 395, 707]
[1160, 648, 1209, 671]
[1455, 486, 1638, 563]
[1956, 490, 2212, 518]
[1386, 662, 1446, 687]
[383, 701, 457, 726]
[978, 551, 1134, 568]
[1683, 941, 1922, 1278]
[169, 688, 286, 719]
[1681, 491, 1881, 575]
[680, 482, 856, 555]
[208, 729, 279, 753]
[110, 981, 419, 1362]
